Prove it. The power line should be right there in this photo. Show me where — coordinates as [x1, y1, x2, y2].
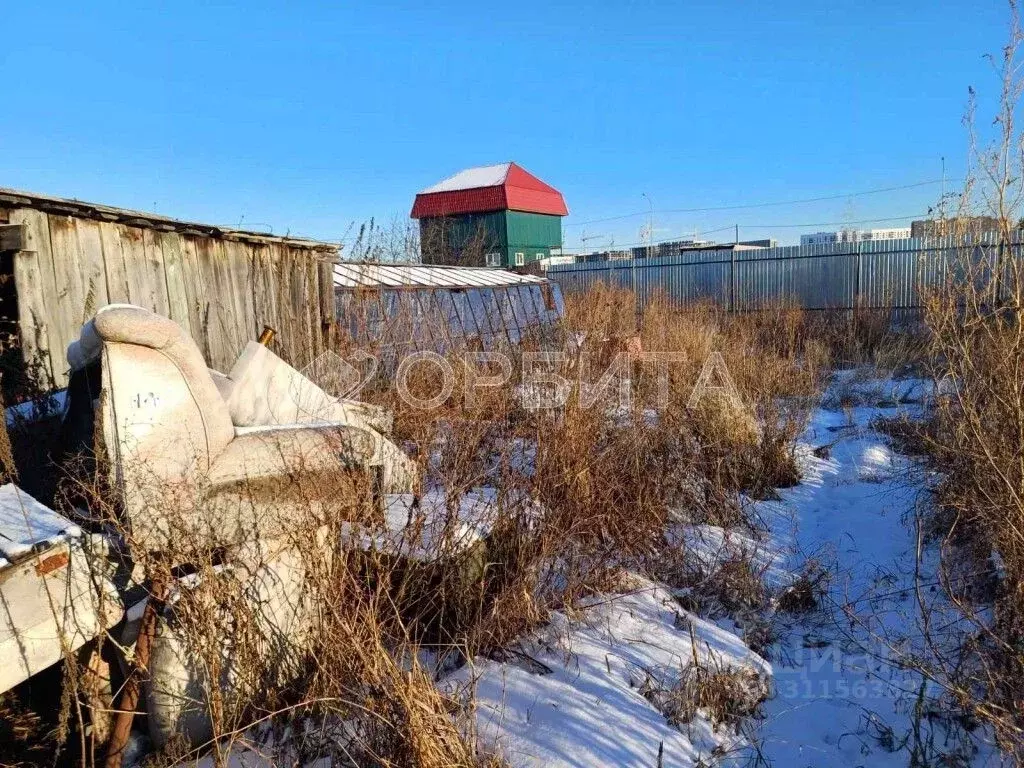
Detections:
[564, 180, 945, 227]
[562, 213, 925, 251]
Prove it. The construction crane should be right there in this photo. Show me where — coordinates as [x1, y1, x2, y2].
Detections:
[580, 231, 613, 250]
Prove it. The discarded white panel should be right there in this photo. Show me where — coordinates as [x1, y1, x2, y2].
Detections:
[0, 485, 123, 694]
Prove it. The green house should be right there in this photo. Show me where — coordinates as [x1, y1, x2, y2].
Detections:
[411, 163, 568, 268]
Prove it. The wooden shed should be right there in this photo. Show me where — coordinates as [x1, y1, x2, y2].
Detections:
[0, 188, 340, 399]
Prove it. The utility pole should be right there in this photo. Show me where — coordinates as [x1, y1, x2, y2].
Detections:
[638, 192, 654, 325]
[642, 193, 654, 259]
[734, 224, 739, 244]
[940, 156, 946, 223]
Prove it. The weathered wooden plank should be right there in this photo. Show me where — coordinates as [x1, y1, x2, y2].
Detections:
[73, 218, 109, 317]
[117, 225, 149, 309]
[158, 232, 192, 337]
[276, 243, 299, 365]
[220, 241, 254, 352]
[211, 239, 244, 367]
[179, 236, 211, 360]
[318, 255, 334, 322]
[304, 252, 321, 364]
[99, 222, 131, 304]
[250, 243, 277, 337]
[141, 229, 170, 317]
[9, 209, 60, 388]
[235, 242, 257, 344]
[0, 224, 24, 251]
[193, 238, 236, 370]
[46, 215, 87, 366]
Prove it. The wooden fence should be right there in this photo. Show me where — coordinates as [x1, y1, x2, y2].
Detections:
[0, 189, 339, 393]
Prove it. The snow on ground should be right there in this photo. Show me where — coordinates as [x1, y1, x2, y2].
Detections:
[192, 370, 1006, 767]
[447, 578, 768, 767]
[450, 372, 1005, 767]
[756, 401, 933, 765]
[755, 376, 1004, 767]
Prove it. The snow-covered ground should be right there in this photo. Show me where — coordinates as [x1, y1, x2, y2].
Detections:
[194, 371, 1007, 767]
[756, 399, 978, 766]
[448, 580, 768, 766]
[451, 374, 1005, 767]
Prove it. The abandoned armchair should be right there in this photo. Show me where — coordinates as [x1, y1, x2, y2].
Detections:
[60, 304, 416, 558]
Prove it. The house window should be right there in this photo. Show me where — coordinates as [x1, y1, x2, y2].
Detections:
[536, 252, 544, 261]
[485, 252, 501, 267]
[514, 252, 525, 266]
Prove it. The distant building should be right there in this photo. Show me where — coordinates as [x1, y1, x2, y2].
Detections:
[910, 216, 1001, 238]
[628, 239, 776, 259]
[537, 254, 576, 271]
[800, 228, 911, 246]
[576, 239, 774, 263]
[410, 163, 568, 268]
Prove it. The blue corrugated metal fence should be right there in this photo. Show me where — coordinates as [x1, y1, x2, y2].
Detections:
[549, 236, 1016, 313]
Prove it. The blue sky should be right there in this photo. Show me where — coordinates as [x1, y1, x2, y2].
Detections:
[0, 1, 1011, 248]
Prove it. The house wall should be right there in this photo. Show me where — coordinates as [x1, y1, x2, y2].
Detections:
[2, 206, 337, 393]
[419, 212, 507, 266]
[420, 211, 563, 268]
[504, 211, 562, 266]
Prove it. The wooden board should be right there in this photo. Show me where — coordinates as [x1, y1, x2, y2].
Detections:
[259, 243, 289, 362]
[250, 243, 277, 337]
[117, 225, 149, 309]
[98, 222, 131, 304]
[73, 218, 109, 317]
[216, 240, 252, 359]
[141, 229, 170, 317]
[46, 215, 87, 362]
[9, 209, 60, 387]
[158, 232, 192, 337]
[193, 238, 236, 371]
[179, 236, 212, 361]
[7, 206, 334, 390]
[229, 241, 257, 347]
[0, 224, 24, 251]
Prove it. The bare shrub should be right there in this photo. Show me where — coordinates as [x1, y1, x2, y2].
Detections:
[776, 560, 829, 614]
[642, 654, 768, 734]
[893, 3, 1024, 758]
[693, 556, 770, 615]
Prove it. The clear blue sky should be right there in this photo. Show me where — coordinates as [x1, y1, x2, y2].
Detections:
[0, 1, 1011, 249]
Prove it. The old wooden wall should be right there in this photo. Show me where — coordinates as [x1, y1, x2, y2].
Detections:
[4, 206, 337, 391]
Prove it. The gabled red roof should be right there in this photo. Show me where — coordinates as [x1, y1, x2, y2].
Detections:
[410, 162, 568, 219]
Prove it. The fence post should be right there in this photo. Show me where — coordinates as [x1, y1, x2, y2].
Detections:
[631, 256, 639, 323]
[854, 240, 862, 313]
[729, 249, 736, 312]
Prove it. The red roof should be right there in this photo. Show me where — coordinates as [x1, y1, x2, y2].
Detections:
[410, 162, 568, 219]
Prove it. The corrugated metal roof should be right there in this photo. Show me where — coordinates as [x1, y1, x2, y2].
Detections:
[419, 163, 512, 193]
[333, 262, 549, 289]
[410, 162, 568, 219]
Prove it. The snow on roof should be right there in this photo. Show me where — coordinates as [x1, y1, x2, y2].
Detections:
[418, 163, 512, 194]
[333, 262, 548, 290]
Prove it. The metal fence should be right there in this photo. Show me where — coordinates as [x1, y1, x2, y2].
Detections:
[549, 236, 1017, 314]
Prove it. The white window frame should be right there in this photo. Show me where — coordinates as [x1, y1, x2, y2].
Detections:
[485, 252, 501, 267]
[514, 252, 525, 266]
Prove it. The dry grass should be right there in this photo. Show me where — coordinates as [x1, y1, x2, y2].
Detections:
[641, 651, 769, 735]
[1, 279, 847, 767]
